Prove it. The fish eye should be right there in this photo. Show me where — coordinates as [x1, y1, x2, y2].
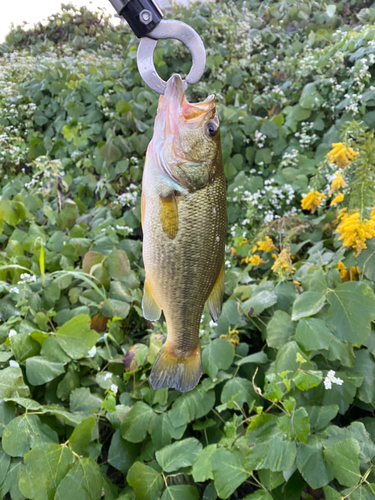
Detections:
[206, 121, 218, 137]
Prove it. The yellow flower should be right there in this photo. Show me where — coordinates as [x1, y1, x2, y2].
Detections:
[331, 192, 344, 206]
[249, 255, 266, 266]
[257, 236, 276, 252]
[271, 249, 296, 277]
[329, 172, 346, 196]
[337, 261, 360, 282]
[336, 209, 375, 255]
[301, 191, 327, 213]
[327, 142, 358, 168]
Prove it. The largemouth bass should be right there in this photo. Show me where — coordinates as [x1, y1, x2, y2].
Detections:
[141, 74, 227, 392]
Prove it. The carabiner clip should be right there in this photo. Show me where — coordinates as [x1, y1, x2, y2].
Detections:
[137, 20, 206, 95]
[108, 0, 206, 95]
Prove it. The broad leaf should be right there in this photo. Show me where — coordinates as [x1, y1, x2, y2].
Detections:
[156, 438, 202, 472]
[108, 430, 139, 474]
[191, 444, 217, 482]
[296, 435, 333, 489]
[323, 438, 360, 487]
[295, 318, 333, 351]
[127, 462, 163, 500]
[211, 448, 249, 499]
[291, 291, 326, 321]
[55, 458, 103, 500]
[69, 416, 95, 457]
[161, 485, 199, 500]
[25, 356, 65, 385]
[202, 338, 235, 379]
[326, 282, 375, 345]
[121, 401, 154, 443]
[19, 444, 74, 500]
[54, 314, 99, 359]
[169, 387, 215, 427]
[2, 414, 58, 457]
[266, 310, 295, 348]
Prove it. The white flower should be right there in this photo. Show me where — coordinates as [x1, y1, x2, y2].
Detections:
[110, 384, 118, 394]
[9, 287, 19, 294]
[209, 320, 217, 328]
[103, 372, 112, 381]
[324, 370, 344, 390]
[87, 346, 96, 357]
[8, 329, 17, 338]
[9, 360, 19, 367]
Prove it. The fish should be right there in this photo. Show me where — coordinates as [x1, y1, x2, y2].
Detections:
[141, 74, 227, 392]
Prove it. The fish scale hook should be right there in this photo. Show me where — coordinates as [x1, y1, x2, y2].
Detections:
[108, 0, 206, 94]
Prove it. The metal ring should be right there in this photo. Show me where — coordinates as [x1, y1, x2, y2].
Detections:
[137, 19, 206, 95]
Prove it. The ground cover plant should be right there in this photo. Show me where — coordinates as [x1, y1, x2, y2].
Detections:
[2, 0, 375, 498]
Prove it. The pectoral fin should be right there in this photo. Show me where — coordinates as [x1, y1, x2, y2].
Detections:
[206, 262, 225, 322]
[159, 192, 178, 239]
[142, 278, 162, 321]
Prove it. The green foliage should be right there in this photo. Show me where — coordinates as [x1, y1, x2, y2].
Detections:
[2, 0, 375, 499]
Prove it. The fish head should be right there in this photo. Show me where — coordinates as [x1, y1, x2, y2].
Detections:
[152, 74, 222, 191]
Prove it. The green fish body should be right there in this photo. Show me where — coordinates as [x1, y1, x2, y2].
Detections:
[141, 74, 227, 392]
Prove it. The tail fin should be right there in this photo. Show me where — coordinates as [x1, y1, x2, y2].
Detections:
[149, 342, 202, 393]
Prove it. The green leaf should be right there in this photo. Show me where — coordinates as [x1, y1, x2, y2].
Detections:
[161, 485, 199, 500]
[0, 366, 30, 398]
[221, 377, 257, 408]
[246, 414, 296, 472]
[266, 311, 295, 349]
[323, 438, 360, 487]
[10, 332, 40, 362]
[202, 338, 235, 379]
[358, 239, 375, 280]
[108, 430, 139, 474]
[322, 485, 343, 500]
[243, 492, 273, 500]
[294, 370, 322, 391]
[116, 99, 131, 114]
[104, 250, 130, 281]
[191, 444, 217, 482]
[127, 462, 163, 500]
[242, 290, 278, 316]
[0, 447, 10, 485]
[25, 356, 65, 385]
[354, 349, 375, 406]
[69, 416, 95, 457]
[99, 142, 122, 163]
[277, 408, 309, 442]
[0, 401, 15, 437]
[149, 413, 186, 450]
[236, 351, 268, 366]
[295, 318, 333, 351]
[0, 457, 24, 500]
[326, 282, 375, 345]
[70, 388, 102, 414]
[156, 438, 202, 472]
[2, 414, 58, 457]
[211, 448, 249, 499]
[54, 314, 99, 359]
[296, 435, 333, 489]
[55, 458, 103, 500]
[275, 341, 312, 375]
[169, 387, 215, 427]
[291, 291, 326, 321]
[121, 401, 154, 443]
[320, 372, 363, 414]
[19, 444, 74, 500]
[304, 405, 339, 432]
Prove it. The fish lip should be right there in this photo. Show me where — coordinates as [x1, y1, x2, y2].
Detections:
[163, 73, 185, 108]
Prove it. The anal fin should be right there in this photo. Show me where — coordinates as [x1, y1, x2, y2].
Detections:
[142, 278, 162, 321]
[206, 261, 225, 322]
[159, 192, 178, 239]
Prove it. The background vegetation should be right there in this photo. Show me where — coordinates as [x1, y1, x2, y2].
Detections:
[1, 0, 375, 498]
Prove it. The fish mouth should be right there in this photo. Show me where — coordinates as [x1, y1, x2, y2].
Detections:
[159, 74, 216, 128]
